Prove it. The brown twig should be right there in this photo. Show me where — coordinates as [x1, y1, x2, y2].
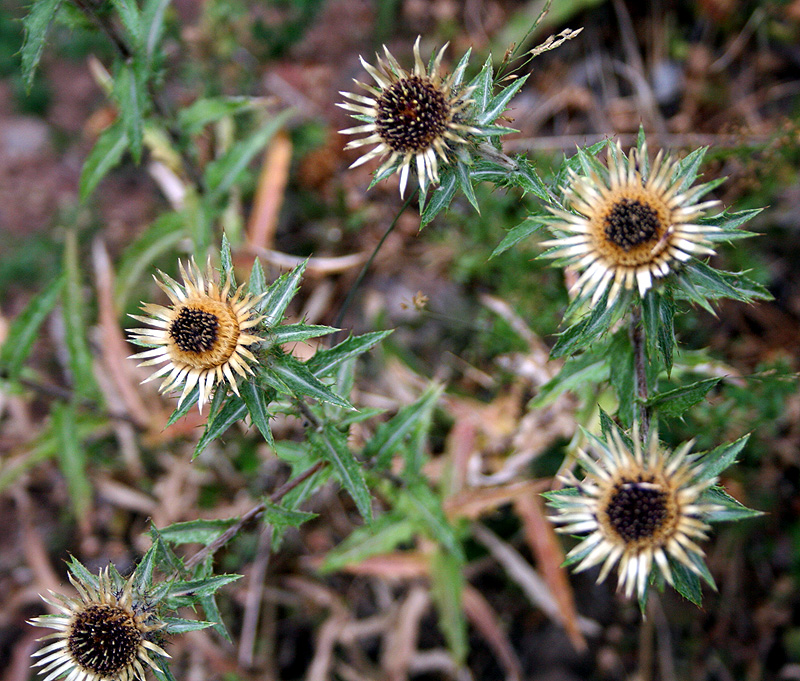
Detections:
[237, 525, 272, 669]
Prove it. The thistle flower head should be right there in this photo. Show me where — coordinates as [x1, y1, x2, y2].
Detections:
[337, 36, 477, 196]
[29, 568, 169, 681]
[548, 427, 721, 601]
[542, 141, 721, 306]
[127, 258, 266, 412]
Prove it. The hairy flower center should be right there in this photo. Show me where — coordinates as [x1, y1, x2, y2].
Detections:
[170, 307, 219, 354]
[606, 481, 668, 543]
[376, 75, 449, 152]
[68, 604, 141, 674]
[604, 198, 661, 251]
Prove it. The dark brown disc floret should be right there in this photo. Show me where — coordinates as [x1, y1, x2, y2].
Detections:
[603, 198, 662, 251]
[606, 480, 669, 543]
[376, 75, 450, 152]
[67, 604, 141, 675]
[169, 307, 219, 354]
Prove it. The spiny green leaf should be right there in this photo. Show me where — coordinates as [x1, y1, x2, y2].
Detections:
[454, 159, 479, 213]
[529, 354, 608, 409]
[269, 324, 338, 345]
[673, 146, 708, 191]
[468, 55, 494, 112]
[248, 257, 267, 297]
[147, 525, 185, 575]
[276, 459, 332, 518]
[142, 0, 170, 67]
[642, 289, 675, 375]
[20, 0, 64, 88]
[132, 538, 159, 592]
[164, 574, 242, 607]
[702, 485, 763, 522]
[115, 62, 146, 163]
[306, 330, 392, 377]
[321, 513, 415, 573]
[308, 424, 372, 520]
[111, 0, 142, 50]
[478, 73, 529, 125]
[594, 412, 634, 452]
[646, 377, 721, 418]
[193, 397, 248, 460]
[605, 330, 635, 427]
[239, 381, 274, 449]
[66, 555, 100, 590]
[204, 110, 292, 201]
[80, 121, 128, 201]
[513, 157, 550, 201]
[165, 384, 199, 426]
[156, 518, 238, 545]
[469, 124, 518, 137]
[219, 232, 235, 289]
[162, 617, 215, 634]
[178, 96, 266, 135]
[396, 480, 463, 561]
[364, 384, 442, 471]
[367, 157, 400, 190]
[53, 403, 91, 518]
[151, 662, 180, 681]
[267, 353, 353, 410]
[198, 592, 230, 642]
[703, 208, 763, 241]
[420, 171, 458, 227]
[261, 500, 317, 531]
[669, 557, 704, 606]
[260, 260, 306, 323]
[551, 289, 619, 358]
[63, 232, 99, 399]
[695, 434, 750, 482]
[682, 261, 772, 303]
[0, 273, 63, 379]
[490, 216, 548, 258]
[450, 48, 472, 90]
[430, 548, 468, 664]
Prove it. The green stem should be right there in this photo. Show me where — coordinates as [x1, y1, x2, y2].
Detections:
[333, 193, 414, 333]
[630, 305, 650, 444]
[71, 0, 132, 60]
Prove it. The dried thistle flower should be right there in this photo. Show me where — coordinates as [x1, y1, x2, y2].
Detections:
[338, 36, 477, 196]
[548, 428, 720, 601]
[128, 259, 265, 412]
[542, 141, 721, 306]
[29, 568, 168, 681]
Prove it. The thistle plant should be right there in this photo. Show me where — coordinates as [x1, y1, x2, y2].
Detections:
[5, 0, 781, 678]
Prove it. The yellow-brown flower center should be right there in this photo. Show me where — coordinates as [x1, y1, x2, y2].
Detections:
[68, 604, 141, 675]
[377, 75, 449, 152]
[588, 187, 672, 267]
[167, 299, 240, 370]
[606, 480, 668, 543]
[170, 307, 219, 353]
[604, 198, 661, 251]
